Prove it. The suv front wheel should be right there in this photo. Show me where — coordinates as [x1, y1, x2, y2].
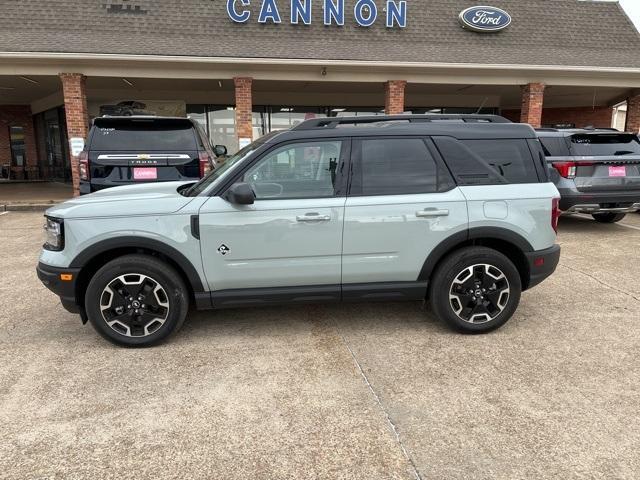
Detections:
[430, 247, 522, 333]
[85, 254, 189, 347]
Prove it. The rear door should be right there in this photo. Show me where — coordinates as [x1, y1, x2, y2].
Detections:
[87, 118, 201, 190]
[341, 136, 468, 299]
[567, 133, 640, 194]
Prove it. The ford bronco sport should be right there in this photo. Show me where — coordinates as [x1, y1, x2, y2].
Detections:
[38, 115, 561, 347]
[537, 128, 640, 223]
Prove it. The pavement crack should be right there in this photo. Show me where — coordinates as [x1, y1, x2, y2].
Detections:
[333, 320, 424, 480]
[560, 263, 640, 302]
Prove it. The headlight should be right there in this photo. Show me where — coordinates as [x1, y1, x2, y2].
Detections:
[43, 216, 64, 251]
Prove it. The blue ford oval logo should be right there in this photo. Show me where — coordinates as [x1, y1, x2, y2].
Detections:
[459, 6, 512, 32]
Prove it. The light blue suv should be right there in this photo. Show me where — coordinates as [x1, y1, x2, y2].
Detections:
[37, 115, 561, 346]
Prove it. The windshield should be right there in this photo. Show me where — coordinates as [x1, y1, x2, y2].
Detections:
[570, 134, 640, 156]
[184, 141, 263, 196]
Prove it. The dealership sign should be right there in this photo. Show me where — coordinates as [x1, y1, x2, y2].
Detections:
[459, 6, 511, 32]
[227, 0, 407, 27]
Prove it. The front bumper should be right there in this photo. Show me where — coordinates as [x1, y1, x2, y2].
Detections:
[524, 245, 561, 290]
[36, 262, 81, 313]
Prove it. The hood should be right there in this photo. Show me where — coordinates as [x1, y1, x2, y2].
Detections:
[46, 181, 198, 219]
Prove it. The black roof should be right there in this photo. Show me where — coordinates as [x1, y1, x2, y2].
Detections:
[266, 116, 537, 143]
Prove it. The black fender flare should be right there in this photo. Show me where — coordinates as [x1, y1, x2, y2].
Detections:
[69, 236, 205, 292]
[417, 227, 534, 281]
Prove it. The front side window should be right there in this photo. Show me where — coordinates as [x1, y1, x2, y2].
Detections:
[350, 137, 452, 196]
[243, 140, 343, 199]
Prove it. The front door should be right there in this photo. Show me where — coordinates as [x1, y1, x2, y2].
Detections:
[342, 136, 468, 299]
[199, 138, 349, 304]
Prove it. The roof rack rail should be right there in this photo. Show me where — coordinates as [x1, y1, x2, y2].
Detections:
[292, 114, 511, 130]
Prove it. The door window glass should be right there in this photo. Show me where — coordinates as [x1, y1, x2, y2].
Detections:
[243, 141, 342, 199]
[351, 138, 451, 195]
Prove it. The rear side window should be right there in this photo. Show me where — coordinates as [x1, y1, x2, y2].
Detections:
[90, 119, 198, 151]
[350, 137, 454, 196]
[462, 139, 540, 183]
[569, 134, 640, 156]
[432, 137, 507, 186]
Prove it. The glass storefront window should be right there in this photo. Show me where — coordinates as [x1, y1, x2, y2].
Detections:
[187, 104, 207, 134]
[330, 107, 385, 117]
[186, 104, 499, 155]
[269, 107, 327, 131]
[9, 126, 26, 167]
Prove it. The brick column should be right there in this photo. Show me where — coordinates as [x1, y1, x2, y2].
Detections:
[60, 73, 89, 196]
[385, 80, 406, 115]
[234, 77, 253, 148]
[520, 82, 545, 128]
[625, 94, 640, 133]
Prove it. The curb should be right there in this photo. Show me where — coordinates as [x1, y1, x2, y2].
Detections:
[1, 203, 54, 212]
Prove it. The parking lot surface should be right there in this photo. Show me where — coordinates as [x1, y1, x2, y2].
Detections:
[1, 211, 639, 479]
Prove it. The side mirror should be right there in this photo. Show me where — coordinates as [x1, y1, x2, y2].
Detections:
[225, 182, 255, 205]
[213, 144, 227, 157]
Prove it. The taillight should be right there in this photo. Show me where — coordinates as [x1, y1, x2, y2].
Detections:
[552, 162, 576, 178]
[552, 161, 593, 179]
[551, 197, 561, 234]
[78, 151, 89, 181]
[199, 151, 212, 177]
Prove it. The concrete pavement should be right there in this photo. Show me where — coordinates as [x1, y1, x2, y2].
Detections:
[1, 211, 639, 479]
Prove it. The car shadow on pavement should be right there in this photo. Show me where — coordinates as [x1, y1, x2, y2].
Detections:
[558, 214, 633, 234]
[179, 301, 452, 342]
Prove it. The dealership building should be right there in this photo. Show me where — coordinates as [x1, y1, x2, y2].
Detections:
[1, 0, 640, 195]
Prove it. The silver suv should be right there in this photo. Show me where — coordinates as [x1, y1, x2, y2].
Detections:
[37, 115, 561, 347]
[537, 128, 640, 223]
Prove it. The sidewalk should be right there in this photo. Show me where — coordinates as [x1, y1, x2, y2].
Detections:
[0, 182, 73, 210]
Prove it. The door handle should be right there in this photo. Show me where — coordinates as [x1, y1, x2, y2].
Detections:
[296, 213, 331, 222]
[415, 208, 449, 218]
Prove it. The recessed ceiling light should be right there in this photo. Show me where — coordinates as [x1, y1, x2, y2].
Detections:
[122, 78, 134, 87]
[19, 76, 39, 85]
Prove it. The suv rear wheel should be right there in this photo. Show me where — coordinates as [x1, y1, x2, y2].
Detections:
[85, 254, 189, 347]
[591, 212, 626, 223]
[430, 247, 522, 333]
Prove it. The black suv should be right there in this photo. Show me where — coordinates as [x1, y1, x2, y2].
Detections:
[79, 116, 225, 194]
[537, 128, 640, 223]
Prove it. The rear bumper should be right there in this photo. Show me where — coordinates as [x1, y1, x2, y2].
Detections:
[558, 188, 640, 213]
[564, 203, 640, 214]
[36, 262, 81, 313]
[524, 245, 561, 290]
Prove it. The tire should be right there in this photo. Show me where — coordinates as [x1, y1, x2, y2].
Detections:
[430, 246, 522, 333]
[85, 254, 189, 347]
[591, 212, 626, 223]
